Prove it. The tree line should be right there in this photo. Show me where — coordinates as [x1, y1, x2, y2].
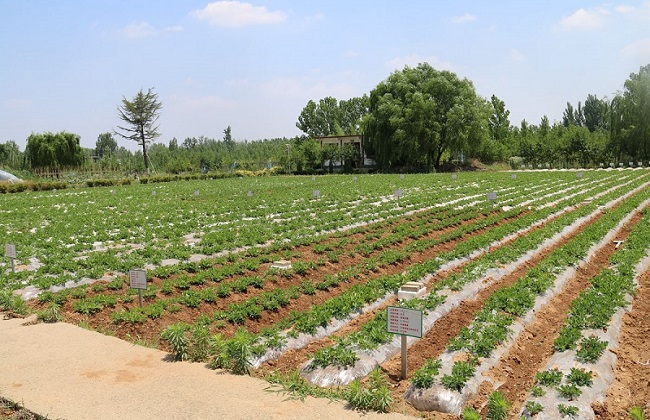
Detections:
[1, 64, 648, 176]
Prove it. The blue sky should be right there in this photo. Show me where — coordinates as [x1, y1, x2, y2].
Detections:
[1, 1, 649, 151]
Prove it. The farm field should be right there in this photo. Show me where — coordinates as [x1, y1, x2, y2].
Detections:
[2, 170, 650, 419]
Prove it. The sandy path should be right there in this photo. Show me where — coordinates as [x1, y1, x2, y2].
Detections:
[0, 317, 412, 420]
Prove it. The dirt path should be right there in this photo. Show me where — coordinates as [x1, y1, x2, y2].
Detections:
[0, 316, 412, 420]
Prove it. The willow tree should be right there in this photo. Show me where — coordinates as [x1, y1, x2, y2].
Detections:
[364, 63, 488, 171]
[115, 88, 162, 173]
[25, 131, 85, 170]
[610, 64, 650, 161]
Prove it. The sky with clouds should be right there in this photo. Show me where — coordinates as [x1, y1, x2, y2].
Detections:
[1, 1, 649, 150]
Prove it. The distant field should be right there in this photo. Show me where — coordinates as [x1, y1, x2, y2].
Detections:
[2, 170, 649, 418]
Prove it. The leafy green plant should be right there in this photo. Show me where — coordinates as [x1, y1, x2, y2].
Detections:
[525, 401, 544, 416]
[265, 368, 341, 401]
[462, 406, 481, 420]
[566, 368, 593, 387]
[486, 391, 510, 420]
[531, 386, 545, 397]
[0, 292, 30, 315]
[310, 343, 358, 369]
[225, 328, 256, 375]
[441, 360, 477, 392]
[535, 368, 563, 387]
[557, 404, 579, 417]
[556, 384, 581, 400]
[629, 406, 647, 420]
[576, 335, 607, 363]
[345, 368, 392, 413]
[411, 359, 442, 389]
[37, 303, 62, 323]
[111, 307, 146, 324]
[161, 323, 191, 361]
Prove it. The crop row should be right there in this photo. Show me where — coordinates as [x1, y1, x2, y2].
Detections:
[404, 178, 650, 415]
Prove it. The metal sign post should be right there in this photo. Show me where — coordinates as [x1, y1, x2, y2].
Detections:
[5, 244, 16, 273]
[395, 189, 403, 205]
[129, 269, 147, 307]
[387, 306, 422, 379]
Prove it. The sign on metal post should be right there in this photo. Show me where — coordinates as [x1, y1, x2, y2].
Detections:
[452, 174, 457, 180]
[352, 176, 357, 181]
[576, 172, 583, 179]
[129, 269, 147, 307]
[194, 190, 200, 197]
[247, 191, 253, 198]
[312, 175, 316, 181]
[387, 306, 422, 379]
[5, 243, 16, 273]
[511, 174, 517, 180]
[400, 174, 405, 180]
[152, 190, 156, 196]
[487, 192, 497, 201]
[313, 190, 320, 198]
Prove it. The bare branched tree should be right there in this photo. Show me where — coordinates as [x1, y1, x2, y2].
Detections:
[114, 88, 162, 173]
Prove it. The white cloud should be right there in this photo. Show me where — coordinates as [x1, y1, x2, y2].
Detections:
[510, 49, 524, 62]
[344, 50, 359, 58]
[386, 55, 454, 72]
[615, 4, 636, 13]
[452, 13, 477, 24]
[2, 98, 32, 109]
[259, 76, 357, 100]
[120, 22, 157, 39]
[119, 23, 182, 38]
[559, 7, 609, 30]
[622, 38, 650, 57]
[192, 1, 287, 28]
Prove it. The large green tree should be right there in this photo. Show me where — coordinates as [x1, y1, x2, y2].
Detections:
[296, 95, 368, 138]
[583, 94, 609, 133]
[95, 132, 117, 158]
[364, 63, 489, 171]
[611, 64, 650, 160]
[115, 88, 162, 173]
[25, 131, 85, 170]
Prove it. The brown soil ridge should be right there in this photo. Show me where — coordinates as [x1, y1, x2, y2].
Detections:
[259, 207, 571, 376]
[477, 210, 644, 417]
[40, 209, 527, 349]
[593, 265, 650, 419]
[379, 210, 606, 416]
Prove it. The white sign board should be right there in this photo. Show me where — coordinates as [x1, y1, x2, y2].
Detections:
[576, 172, 583, 179]
[639, 162, 643, 167]
[400, 174, 405, 180]
[395, 189, 403, 198]
[313, 189, 320, 198]
[452, 174, 457, 180]
[352, 176, 357, 181]
[311, 175, 316, 181]
[5, 243, 16, 259]
[152, 190, 156, 196]
[511, 174, 517, 180]
[247, 191, 253, 197]
[630, 162, 634, 166]
[387, 306, 422, 338]
[619, 163, 624, 167]
[194, 190, 200, 197]
[129, 269, 147, 290]
[487, 192, 497, 201]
